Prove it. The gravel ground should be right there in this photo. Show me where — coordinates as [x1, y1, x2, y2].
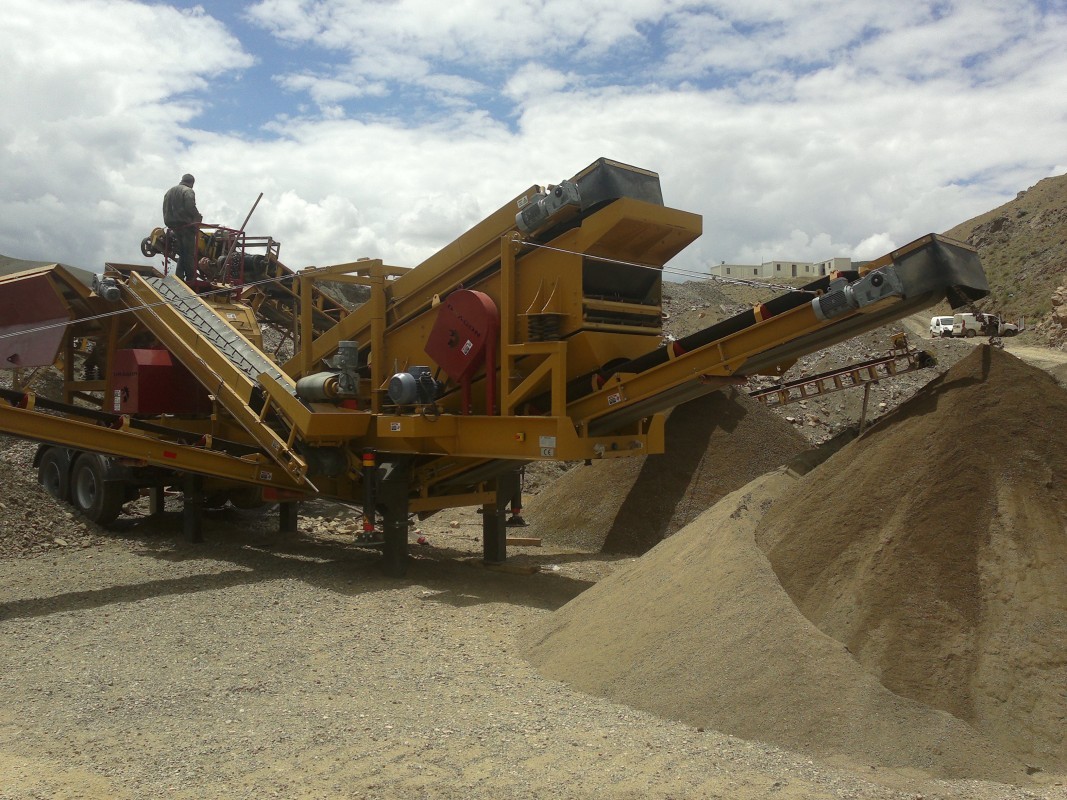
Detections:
[1, 509, 1061, 800]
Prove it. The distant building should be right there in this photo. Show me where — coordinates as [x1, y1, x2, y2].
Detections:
[709, 256, 851, 281]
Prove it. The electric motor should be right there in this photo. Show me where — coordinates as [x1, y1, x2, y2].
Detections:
[387, 366, 440, 406]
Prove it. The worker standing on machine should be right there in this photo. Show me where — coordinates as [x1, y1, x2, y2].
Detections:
[162, 173, 203, 283]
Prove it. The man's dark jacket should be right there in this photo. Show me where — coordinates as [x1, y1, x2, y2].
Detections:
[163, 183, 202, 228]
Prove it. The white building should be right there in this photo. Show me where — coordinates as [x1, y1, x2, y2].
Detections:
[709, 256, 851, 281]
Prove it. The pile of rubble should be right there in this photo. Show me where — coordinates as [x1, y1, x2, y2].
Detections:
[526, 347, 1067, 779]
[0, 436, 103, 558]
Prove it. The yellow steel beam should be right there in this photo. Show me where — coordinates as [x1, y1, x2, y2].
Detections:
[280, 260, 401, 381]
[503, 342, 567, 416]
[0, 401, 303, 490]
[369, 412, 665, 461]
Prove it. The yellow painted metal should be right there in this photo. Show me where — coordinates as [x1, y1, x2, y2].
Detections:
[0, 400, 303, 490]
[206, 297, 263, 349]
[258, 373, 373, 441]
[503, 341, 567, 417]
[370, 412, 658, 461]
[0, 170, 983, 524]
[122, 273, 311, 485]
[280, 261, 400, 390]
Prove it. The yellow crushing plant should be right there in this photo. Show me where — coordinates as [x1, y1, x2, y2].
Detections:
[0, 159, 988, 575]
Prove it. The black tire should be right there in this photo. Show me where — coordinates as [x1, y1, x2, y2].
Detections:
[965, 329, 976, 338]
[140, 237, 157, 258]
[37, 448, 71, 501]
[70, 453, 125, 525]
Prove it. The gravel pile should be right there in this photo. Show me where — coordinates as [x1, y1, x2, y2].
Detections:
[760, 346, 1067, 770]
[524, 347, 1065, 786]
[0, 437, 104, 558]
[524, 389, 808, 553]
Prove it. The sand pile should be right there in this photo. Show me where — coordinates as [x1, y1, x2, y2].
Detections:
[758, 345, 1067, 769]
[525, 388, 808, 553]
[525, 346, 1065, 781]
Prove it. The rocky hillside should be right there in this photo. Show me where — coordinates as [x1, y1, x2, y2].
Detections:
[943, 171, 1067, 347]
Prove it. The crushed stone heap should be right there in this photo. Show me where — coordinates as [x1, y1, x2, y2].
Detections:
[525, 388, 808, 553]
[758, 345, 1067, 771]
[525, 346, 1065, 782]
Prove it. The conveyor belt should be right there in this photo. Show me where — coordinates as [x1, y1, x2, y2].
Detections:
[148, 276, 294, 393]
[124, 274, 310, 485]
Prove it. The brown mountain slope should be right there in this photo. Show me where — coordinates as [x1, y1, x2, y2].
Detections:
[943, 172, 1067, 335]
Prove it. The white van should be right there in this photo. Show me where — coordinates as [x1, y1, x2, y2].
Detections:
[951, 313, 980, 338]
[929, 316, 954, 337]
[951, 312, 1022, 338]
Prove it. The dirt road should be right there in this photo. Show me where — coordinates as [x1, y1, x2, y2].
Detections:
[904, 312, 1067, 383]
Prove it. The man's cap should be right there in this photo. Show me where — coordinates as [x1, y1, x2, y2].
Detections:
[181, 173, 195, 186]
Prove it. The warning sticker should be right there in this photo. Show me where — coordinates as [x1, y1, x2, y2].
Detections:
[607, 392, 623, 406]
[390, 422, 402, 432]
[461, 340, 473, 356]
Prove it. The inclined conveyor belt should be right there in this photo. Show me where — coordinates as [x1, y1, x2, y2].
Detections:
[148, 276, 295, 393]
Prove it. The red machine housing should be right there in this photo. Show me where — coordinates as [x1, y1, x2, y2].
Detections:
[424, 290, 500, 414]
[110, 349, 212, 415]
[0, 272, 71, 368]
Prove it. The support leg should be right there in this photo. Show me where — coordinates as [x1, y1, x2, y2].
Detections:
[377, 459, 411, 578]
[507, 466, 527, 527]
[149, 487, 166, 516]
[183, 474, 204, 543]
[483, 470, 518, 564]
[279, 502, 299, 537]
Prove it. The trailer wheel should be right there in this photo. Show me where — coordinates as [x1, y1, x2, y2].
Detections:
[37, 448, 71, 501]
[70, 453, 124, 525]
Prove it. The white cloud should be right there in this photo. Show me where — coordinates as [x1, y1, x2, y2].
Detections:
[0, 0, 1064, 288]
[504, 65, 575, 102]
[276, 74, 389, 103]
[853, 233, 897, 262]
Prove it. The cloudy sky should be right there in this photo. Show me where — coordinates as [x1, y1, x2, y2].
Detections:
[2, 0, 1065, 279]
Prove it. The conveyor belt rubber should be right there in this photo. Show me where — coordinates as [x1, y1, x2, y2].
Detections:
[148, 276, 295, 393]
